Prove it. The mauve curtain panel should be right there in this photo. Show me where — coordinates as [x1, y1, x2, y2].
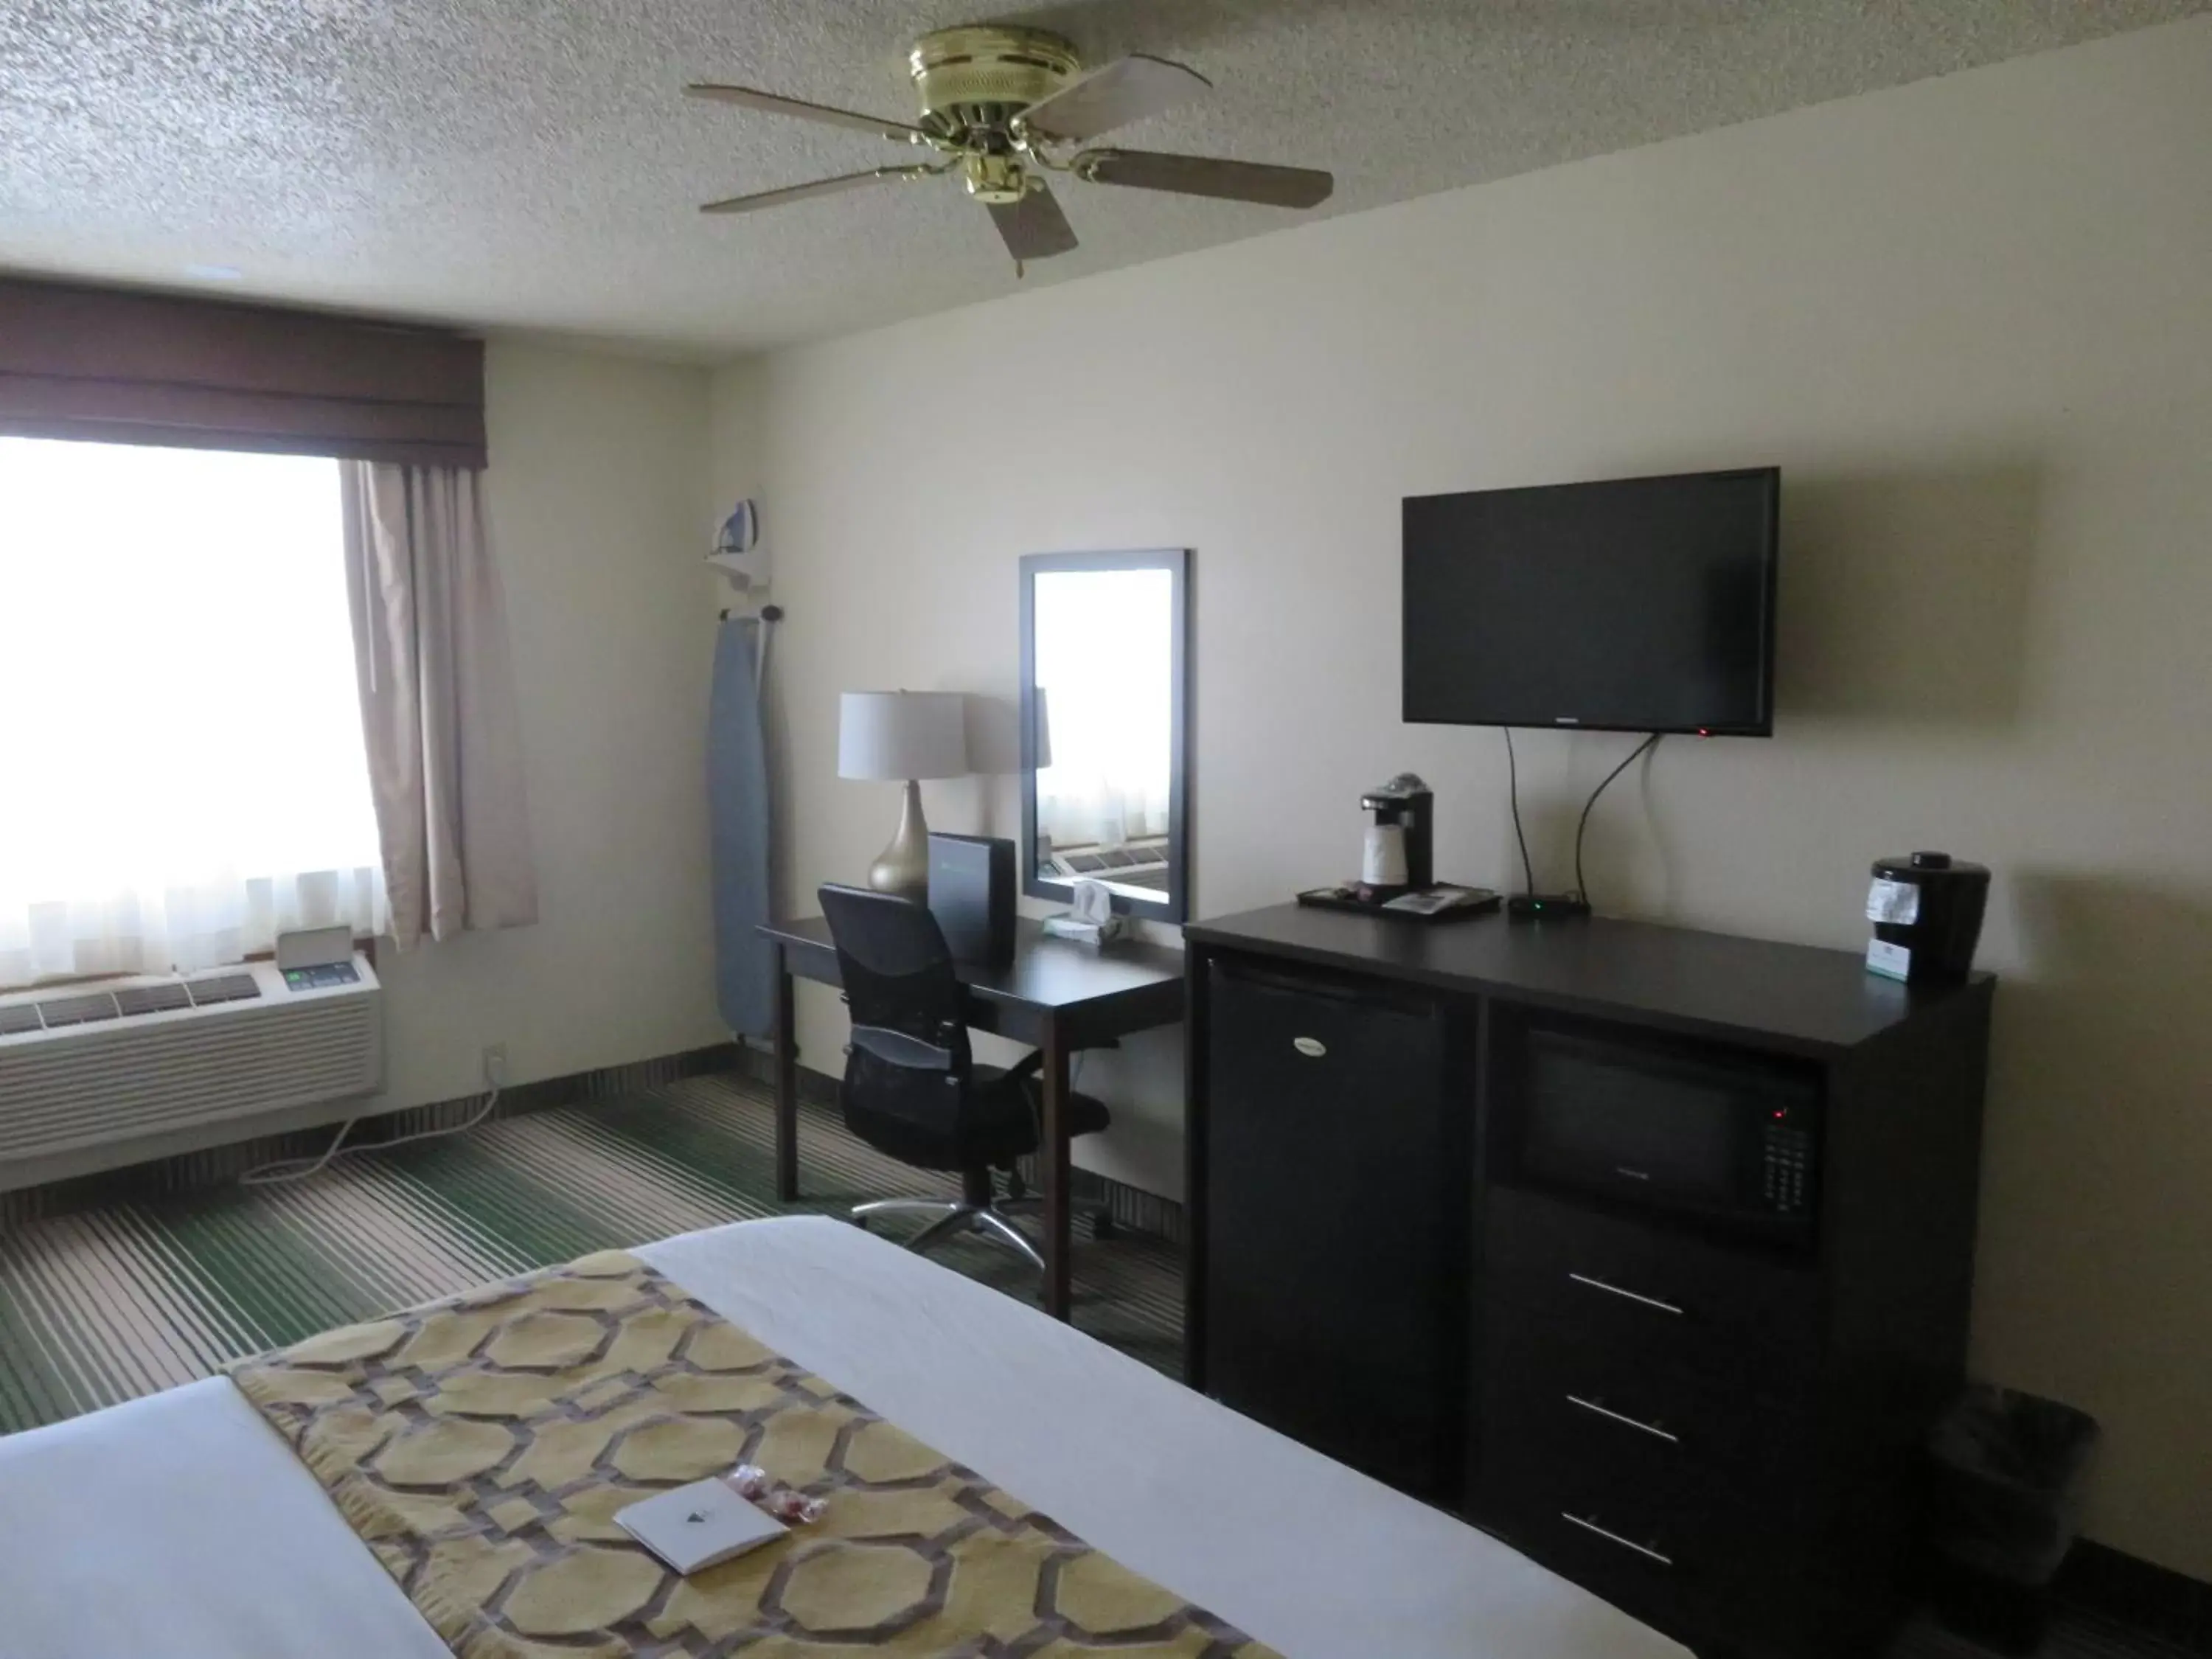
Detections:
[341, 462, 539, 949]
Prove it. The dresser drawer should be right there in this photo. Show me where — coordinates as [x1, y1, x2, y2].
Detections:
[1484, 1307, 1811, 1499]
[1481, 1397, 1795, 1644]
[1486, 1186, 1819, 1392]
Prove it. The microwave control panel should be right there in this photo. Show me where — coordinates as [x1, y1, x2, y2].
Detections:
[1761, 1119, 1815, 1213]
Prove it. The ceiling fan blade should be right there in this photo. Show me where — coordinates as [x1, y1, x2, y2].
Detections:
[989, 181, 1079, 265]
[700, 166, 927, 215]
[1074, 147, 1333, 209]
[1016, 55, 1210, 142]
[684, 83, 926, 144]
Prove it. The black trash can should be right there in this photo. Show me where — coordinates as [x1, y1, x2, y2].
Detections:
[1925, 1384, 2101, 1652]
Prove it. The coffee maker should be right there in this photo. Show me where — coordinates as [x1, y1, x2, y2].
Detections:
[1295, 772, 1495, 919]
[1866, 851, 1990, 983]
[1360, 774, 1434, 892]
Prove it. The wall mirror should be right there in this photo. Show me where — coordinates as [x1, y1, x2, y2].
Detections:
[1020, 549, 1190, 923]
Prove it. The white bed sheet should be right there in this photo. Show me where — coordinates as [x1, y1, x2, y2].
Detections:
[0, 1215, 1685, 1659]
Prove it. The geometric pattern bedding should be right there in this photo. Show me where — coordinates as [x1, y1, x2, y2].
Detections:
[231, 1251, 1279, 1659]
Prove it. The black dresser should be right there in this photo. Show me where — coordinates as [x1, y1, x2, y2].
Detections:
[1182, 904, 1994, 1658]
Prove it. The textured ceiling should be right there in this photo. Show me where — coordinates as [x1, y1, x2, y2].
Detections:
[1, 1, 2204, 355]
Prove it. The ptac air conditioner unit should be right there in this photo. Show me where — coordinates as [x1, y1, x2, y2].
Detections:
[0, 955, 383, 1193]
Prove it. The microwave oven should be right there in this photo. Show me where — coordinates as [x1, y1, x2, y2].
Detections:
[1501, 1018, 1820, 1242]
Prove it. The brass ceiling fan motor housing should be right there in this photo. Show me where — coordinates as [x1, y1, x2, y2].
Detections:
[908, 26, 1082, 135]
[687, 24, 1334, 266]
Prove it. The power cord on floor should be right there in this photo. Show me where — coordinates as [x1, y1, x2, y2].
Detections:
[1572, 733, 1663, 910]
[239, 1088, 502, 1187]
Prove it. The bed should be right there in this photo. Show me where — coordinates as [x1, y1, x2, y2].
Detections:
[0, 1215, 1686, 1659]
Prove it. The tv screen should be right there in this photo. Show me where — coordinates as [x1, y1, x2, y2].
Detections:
[1402, 467, 1779, 736]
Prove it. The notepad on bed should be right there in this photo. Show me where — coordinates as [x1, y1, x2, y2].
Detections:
[616, 1480, 787, 1576]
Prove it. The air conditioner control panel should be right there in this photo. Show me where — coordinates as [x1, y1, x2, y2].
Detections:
[281, 961, 362, 992]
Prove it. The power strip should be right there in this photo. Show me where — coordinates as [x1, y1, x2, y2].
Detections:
[1506, 894, 1592, 922]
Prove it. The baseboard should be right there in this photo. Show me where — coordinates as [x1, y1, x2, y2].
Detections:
[734, 1041, 839, 1109]
[0, 1042, 744, 1229]
[2056, 1540, 2211, 1652]
[732, 1045, 1188, 1248]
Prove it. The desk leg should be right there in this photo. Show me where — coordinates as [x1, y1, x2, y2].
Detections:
[773, 949, 799, 1203]
[1040, 1018, 1073, 1322]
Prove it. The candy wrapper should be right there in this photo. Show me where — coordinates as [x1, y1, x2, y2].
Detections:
[720, 1462, 827, 1526]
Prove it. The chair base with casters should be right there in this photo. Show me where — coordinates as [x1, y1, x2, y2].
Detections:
[852, 1166, 1049, 1271]
[847, 1053, 1112, 1274]
[815, 882, 1113, 1289]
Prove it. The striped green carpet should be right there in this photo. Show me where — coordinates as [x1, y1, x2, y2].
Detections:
[0, 1073, 1182, 1436]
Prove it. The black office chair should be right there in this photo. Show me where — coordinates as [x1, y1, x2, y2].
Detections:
[818, 883, 1110, 1273]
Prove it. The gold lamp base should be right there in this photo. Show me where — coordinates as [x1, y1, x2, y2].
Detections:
[867, 779, 932, 902]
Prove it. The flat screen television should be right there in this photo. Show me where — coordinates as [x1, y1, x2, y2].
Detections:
[1402, 467, 1780, 737]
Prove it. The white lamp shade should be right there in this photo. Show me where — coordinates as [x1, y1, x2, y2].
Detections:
[838, 691, 970, 781]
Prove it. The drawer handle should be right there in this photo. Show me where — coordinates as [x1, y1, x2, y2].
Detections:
[1568, 1271, 1685, 1317]
[1562, 1511, 1675, 1567]
[1566, 1393, 1680, 1444]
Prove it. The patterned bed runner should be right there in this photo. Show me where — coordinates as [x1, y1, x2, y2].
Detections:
[230, 1250, 1276, 1659]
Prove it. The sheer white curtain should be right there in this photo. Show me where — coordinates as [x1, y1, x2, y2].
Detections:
[0, 437, 385, 986]
[1033, 568, 1175, 849]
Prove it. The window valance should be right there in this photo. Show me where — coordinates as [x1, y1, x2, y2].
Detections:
[0, 278, 486, 468]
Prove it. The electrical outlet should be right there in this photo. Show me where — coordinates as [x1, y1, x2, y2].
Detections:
[481, 1043, 509, 1089]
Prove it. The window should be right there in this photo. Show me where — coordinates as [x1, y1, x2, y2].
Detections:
[0, 437, 383, 986]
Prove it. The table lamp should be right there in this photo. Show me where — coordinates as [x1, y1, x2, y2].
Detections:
[838, 690, 970, 900]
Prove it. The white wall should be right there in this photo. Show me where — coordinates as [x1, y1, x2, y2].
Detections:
[720, 19, 2212, 1578]
[371, 338, 729, 1108]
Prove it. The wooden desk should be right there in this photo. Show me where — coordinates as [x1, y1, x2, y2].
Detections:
[760, 915, 1186, 1320]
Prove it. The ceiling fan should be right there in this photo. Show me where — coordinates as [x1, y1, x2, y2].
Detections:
[685, 24, 1335, 272]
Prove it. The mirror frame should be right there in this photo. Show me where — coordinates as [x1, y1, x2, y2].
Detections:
[1018, 548, 1192, 924]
